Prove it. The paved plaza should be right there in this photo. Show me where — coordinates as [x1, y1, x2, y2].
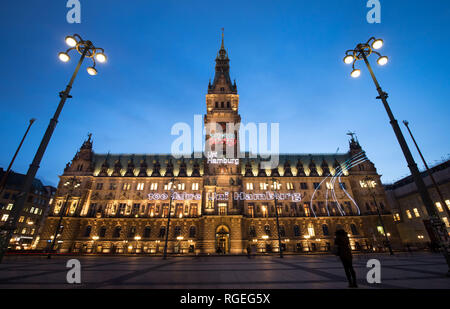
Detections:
[0, 252, 449, 289]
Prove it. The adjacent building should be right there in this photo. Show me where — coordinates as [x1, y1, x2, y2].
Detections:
[0, 168, 56, 250]
[36, 37, 401, 255]
[385, 160, 450, 249]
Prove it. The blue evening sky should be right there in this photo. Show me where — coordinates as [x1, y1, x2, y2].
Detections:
[0, 0, 449, 187]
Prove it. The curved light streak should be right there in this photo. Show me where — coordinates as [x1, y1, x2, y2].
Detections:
[325, 152, 367, 216]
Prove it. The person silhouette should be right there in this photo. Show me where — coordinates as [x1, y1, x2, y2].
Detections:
[334, 229, 358, 288]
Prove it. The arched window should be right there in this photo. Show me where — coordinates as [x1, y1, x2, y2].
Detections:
[293, 225, 301, 237]
[189, 226, 196, 238]
[226, 101, 230, 108]
[174, 226, 181, 237]
[84, 225, 92, 237]
[143, 226, 151, 238]
[215, 102, 219, 108]
[113, 226, 121, 238]
[159, 226, 166, 238]
[128, 226, 136, 238]
[350, 224, 359, 235]
[322, 224, 329, 236]
[99, 226, 107, 238]
[221, 102, 224, 108]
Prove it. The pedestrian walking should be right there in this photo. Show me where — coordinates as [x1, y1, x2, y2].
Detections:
[334, 229, 358, 288]
[246, 245, 252, 259]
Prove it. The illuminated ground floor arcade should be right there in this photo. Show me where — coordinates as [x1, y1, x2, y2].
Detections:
[36, 215, 401, 255]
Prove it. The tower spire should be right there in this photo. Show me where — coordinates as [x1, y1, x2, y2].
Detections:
[221, 28, 225, 49]
[208, 29, 237, 94]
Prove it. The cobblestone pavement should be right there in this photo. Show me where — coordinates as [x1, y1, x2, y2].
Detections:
[0, 252, 449, 289]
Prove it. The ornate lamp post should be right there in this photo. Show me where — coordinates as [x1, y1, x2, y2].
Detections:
[363, 176, 394, 255]
[343, 37, 450, 273]
[270, 178, 283, 258]
[0, 34, 106, 263]
[47, 176, 81, 259]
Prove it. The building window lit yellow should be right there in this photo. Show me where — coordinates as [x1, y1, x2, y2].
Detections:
[307, 223, 315, 237]
[6, 203, 13, 211]
[413, 208, 420, 217]
[435, 202, 443, 212]
[406, 210, 412, 219]
[445, 200, 450, 211]
[122, 183, 131, 191]
[286, 182, 294, 190]
[246, 183, 254, 191]
[442, 217, 449, 228]
[150, 182, 158, 190]
[18, 216, 25, 223]
[260, 183, 268, 190]
[1, 214, 9, 222]
[393, 213, 401, 222]
[136, 183, 144, 191]
[192, 183, 199, 190]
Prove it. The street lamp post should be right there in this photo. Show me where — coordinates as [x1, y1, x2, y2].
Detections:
[343, 37, 450, 273]
[0, 34, 106, 263]
[47, 176, 80, 259]
[0, 118, 36, 195]
[403, 120, 450, 219]
[163, 177, 176, 259]
[363, 177, 394, 255]
[271, 178, 283, 258]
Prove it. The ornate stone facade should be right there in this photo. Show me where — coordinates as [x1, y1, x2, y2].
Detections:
[36, 37, 401, 255]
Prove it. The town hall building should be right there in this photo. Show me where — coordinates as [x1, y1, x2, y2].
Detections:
[36, 36, 400, 255]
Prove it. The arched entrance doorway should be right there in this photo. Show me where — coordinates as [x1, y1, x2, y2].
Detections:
[215, 225, 230, 254]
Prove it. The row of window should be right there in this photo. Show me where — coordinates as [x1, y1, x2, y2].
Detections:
[95, 182, 199, 191]
[248, 223, 359, 238]
[245, 182, 347, 191]
[0, 203, 43, 215]
[247, 201, 359, 217]
[87, 202, 199, 218]
[214, 101, 231, 109]
[83, 225, 197, 239]
[395, 200, 450, 228]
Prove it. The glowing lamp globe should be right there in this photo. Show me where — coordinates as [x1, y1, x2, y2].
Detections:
[65, 36, 77, 47]
[58, 52, 70, 62]
[377, 56, 388, 66]
[343, 55, 354, 64]
[87, 66, 98, 76]
[351, 69, 361, 78]
[371, 39, 384, 50]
